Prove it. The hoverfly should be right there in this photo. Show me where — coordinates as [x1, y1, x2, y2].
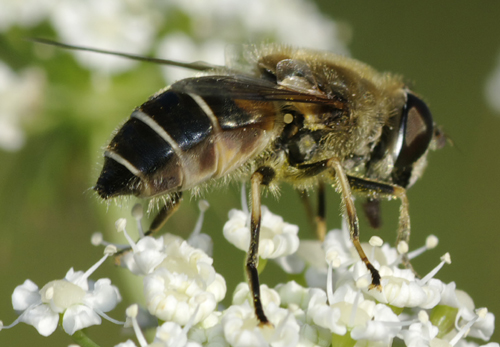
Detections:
[34, 38, 444, 326]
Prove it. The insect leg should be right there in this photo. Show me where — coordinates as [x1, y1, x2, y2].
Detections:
[362, 198, 382, 229]
[297, 190, 315, 229]
[346, 176, 413, 271]
[316, 181, 327, 241]
[393, 186, 412, 270]
[297, 183, 326, 241]
[145, 192, 183, 236]
[393, 187, 410, 249]
[326, 158, 382, 290]
[247, 166, 275, 326]
[114, 193, 183, 264]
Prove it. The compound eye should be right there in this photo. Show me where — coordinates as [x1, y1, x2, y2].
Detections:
[394, 92, 434, 168]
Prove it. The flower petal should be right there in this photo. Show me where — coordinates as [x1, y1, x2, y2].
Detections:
[21, 304, 59, 336]
[62, 304, 101, 335]
[12, 279, 41, 311]
[84, 278, 122, 312]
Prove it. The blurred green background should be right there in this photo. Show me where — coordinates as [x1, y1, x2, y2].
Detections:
[1, 0, 499, 346]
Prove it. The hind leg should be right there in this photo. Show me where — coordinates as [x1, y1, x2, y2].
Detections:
[114, 192, 183, 263]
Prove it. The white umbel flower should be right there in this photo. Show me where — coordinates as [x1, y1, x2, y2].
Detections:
[187, 200, 214, 256]
[223, 206, 299, 259]
[323, 224, 399, 271]
[428, 279, 492, 340]
[354, 264, 441, 309]
[232, 283, 281, 308]
[6, 251, 121, 336]
[349, 304, 401, 344]
[275, 281, 313, 311]
[188, 313, 228, 347]
[309, 283, 400, 342]
[144, 235, 226, 326]
[121, 236, 167, 276]
[154, 321, 202, 347]
[222, 301, 300, 347]
[116, 304, 203, 347]
[114, 217, 167, 276]
[401, 320, 439, 347]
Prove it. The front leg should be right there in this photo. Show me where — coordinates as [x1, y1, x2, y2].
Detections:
[346, 176, 412, 271]
[247, 167, 275, 326]
[326, 158, 382, 289]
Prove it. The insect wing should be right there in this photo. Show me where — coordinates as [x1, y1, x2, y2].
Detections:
[171, 75, 345, 107]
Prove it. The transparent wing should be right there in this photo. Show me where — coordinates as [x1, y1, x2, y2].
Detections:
[171, 75, 345, 107]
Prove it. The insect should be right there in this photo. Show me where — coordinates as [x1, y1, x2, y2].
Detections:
[34, 39, 444, 326]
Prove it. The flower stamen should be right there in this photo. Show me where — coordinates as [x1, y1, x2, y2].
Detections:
[132, 204, 145, 238]
[369, 236, 383, 260]
[418, 252, 451, 285]
[76, 247, 116, 286]
[449, 310, 481, 346]
[407, 235, 439, 260]
[90, 232, 129, 250]
[126, 304, 148, 347]
[349, 290, 362, 327]
[116, 218, 139, 252]
[189, 200, 210, 239]
[326, 261, 334, 305]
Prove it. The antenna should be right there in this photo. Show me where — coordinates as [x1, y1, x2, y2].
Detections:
[29, 38, 222, 72]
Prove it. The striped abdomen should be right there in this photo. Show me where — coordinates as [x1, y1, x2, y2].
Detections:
[94, 82, 278, 199]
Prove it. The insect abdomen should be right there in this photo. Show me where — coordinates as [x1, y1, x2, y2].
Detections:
[94, 86, 277, 199]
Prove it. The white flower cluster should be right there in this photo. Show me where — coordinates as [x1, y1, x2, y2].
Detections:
[1, 246, 121, 336]
[223, 205, 300, 259]
[1, 200, 498, 347]
[115, 203, 227, 328]
[0, 62, 45, 152]
[217, 207, 497, 347]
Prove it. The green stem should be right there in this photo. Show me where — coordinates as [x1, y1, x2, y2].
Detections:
[72, 330, 102, 347]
